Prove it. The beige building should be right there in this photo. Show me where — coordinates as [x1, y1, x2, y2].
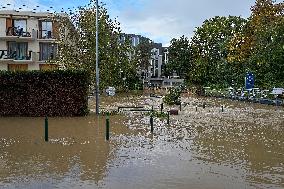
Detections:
[0, 10, 58, 71]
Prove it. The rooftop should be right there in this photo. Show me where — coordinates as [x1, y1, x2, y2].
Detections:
[0, 10, 65, 18]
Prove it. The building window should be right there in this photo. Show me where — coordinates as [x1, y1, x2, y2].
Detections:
[6, 19, 28, 36]
[8, 64, 28, 71]
[7, 42, 28, 60]
[39, 64, 58, 71]
[14, 19, 27, 32]
[39, 43, 57, 61]
[39, 20, 53, 39]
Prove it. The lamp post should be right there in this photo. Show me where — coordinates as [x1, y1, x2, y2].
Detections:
[95, 0, 100, 115]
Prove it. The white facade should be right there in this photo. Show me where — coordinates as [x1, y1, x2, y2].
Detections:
[164, 48, 169, 64]
[0, 10, 58, 71]
[148, 48, 163, 78]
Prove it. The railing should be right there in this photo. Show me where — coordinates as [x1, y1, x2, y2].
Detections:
[38, 30, 54, 39]
[6, 27, 32, 37]
[2, 28, 54, 40]
[0, 50, 37, 61]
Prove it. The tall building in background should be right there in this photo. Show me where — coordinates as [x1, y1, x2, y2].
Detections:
[0, 10, 58, 71]
[120, 33, 183, 88]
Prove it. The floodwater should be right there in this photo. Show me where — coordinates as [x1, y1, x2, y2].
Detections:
[0, 94, 283, 189]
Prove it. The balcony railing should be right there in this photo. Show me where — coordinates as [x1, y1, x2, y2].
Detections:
[0, 27, 37, 41]
[0, 50, 39, 62]
[38, 30, 54, 39]
[0, 28, 55, 40]
[6, 27, 32, 37]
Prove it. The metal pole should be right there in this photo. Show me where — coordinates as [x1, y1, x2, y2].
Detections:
[106, 112, 110, 140]
[150, 107, 154, 133]
[167, 111, 170, 125]
[150, 114, 154, 133]
[95, 0, 100, 115]
[45, 116, 48, 142]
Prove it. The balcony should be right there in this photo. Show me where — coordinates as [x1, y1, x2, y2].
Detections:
[0, 50, 39, 62]
[0, 27, 37, 41]
[38, 30, 56, 42]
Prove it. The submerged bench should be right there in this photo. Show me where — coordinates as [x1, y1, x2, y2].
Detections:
[117, 106, 144, 111]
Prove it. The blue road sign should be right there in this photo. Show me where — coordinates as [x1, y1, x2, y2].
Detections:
[245, 72, 255, 89]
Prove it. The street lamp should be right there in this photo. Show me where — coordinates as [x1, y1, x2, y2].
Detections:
[95, 0, 99, 115]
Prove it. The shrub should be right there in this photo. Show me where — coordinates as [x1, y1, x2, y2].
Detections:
[0, 70, 90, 116]
[164, 88, 181, 105]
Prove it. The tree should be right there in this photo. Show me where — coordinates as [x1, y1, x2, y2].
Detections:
[248, 0, 284, 87]
[166, 35, 192, 78]
[190, 16, 247, 87]
[227, 0, 284, 87]
[135, 38, 153, 71]
[54, 2, 139, 91]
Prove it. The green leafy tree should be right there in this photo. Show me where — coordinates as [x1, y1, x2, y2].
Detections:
[55, 2, 139, 91]
[247, 0, 284, 87]
[166, 36, 192, 78]
[227, 0, 284, 87]
[135, 38, 154, 71]
[190, 16, 247, 87]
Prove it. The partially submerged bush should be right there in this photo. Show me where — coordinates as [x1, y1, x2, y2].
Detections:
[164, 88, 181, 105]
[0, 70, 90, 116]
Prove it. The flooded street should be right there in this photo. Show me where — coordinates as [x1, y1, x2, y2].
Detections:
[0, 94, 283, 189]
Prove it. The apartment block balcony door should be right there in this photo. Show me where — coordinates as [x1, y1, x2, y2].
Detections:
[6, 18, 27, 36]
[7, 42, 28, 60]
[39, 43, 57, 61]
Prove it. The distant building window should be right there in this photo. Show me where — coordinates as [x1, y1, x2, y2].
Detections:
[7, 42, 28, 60]
[39, 43, 57, 61]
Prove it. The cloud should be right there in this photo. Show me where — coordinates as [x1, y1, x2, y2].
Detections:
[105, 0, 283, 46]
[1, 0, 282, 46]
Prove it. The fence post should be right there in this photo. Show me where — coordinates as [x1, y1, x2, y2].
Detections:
[195, 106, 198, 112]
[106, 112, 110, 140]
[160, 103, 163, 113]
[150, 114, 154, 133]
[45, 116, 48, 142]
[221, 105, 224, 112]
[167, 111, 170, 125]
[150, 107, 154, 133]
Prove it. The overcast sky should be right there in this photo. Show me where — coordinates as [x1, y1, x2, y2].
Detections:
[1, 0, 281, 46]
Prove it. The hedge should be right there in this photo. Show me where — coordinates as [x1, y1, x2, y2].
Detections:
[0, 70, 90, 117]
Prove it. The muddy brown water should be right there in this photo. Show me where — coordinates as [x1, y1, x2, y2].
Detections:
[0, 94, 283, 189]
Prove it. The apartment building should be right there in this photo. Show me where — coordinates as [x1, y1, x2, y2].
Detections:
[0, 10, 58, 71]
[148, 47, 163, 78]
[120, 33, 184, 88]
